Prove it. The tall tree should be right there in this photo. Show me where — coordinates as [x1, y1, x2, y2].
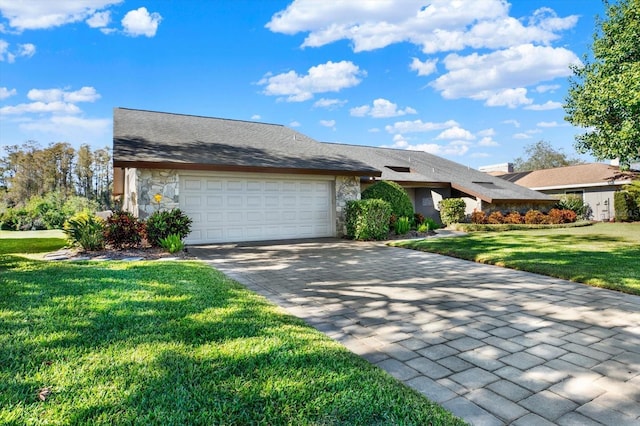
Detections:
[564, 0, 640, 170]
[75, 144, 94, 198]
[513, 140, 583, 172]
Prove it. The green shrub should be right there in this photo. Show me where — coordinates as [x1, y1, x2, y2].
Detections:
[556, 194, 589, 220]
[361, 181, 413, 218]
[423, 217, 440, 231]
[145, 208, 193, 247]
[394, 216, 411, 235]
[104, 211, 145, 249]
[614, 191, 639, 221]
[159, 234, 185, 253]
[438, 198, 466, 226]
[417, 223, 429, 233]
[346, 199, 392, 241]
[64, 212, 105, 251]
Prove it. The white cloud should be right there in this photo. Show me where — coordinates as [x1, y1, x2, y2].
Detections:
[0, 39, 36, 62]
[0, 101, 81, 115]
[477, 128, 495, 137]
[410, 57, 437, 76]
[524, 100, 563, 110]
[0, 0, 122, 30]
[431, 44, 580, 105]
[537, 121, 562, 128]
[0, 86, 16, 99]
[368, 127, 380, 133]
[478, 137, 499, 147]
[86, 10, 111, 28]
[289, 120, 301, 127]
[436, 126, 474, 141]
[502, 119, 521, 128]
[122, 7, 162, 37]
[385, 119, 458, 134]
[313, 98, 347, 109]
[513, 133, 532, 140]
[535, 84, 560, 93]
[319, 119, 335, 128]
[266, 0, 578, 54]
[258, 60, 364, 102]
[27, 86, 100, 103]
[350, 98, 416, 118]
[389, 133, 470, 156]
[251, 114, 261, 120]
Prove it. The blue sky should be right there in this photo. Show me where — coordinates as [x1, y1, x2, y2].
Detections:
[0, 0, 607, 169]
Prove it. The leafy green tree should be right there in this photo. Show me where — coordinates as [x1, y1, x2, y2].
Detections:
[513, 140, 583, 172]
[564, 0, 640, 170]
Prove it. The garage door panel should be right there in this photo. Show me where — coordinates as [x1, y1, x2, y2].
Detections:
[181, 175, 333, 244]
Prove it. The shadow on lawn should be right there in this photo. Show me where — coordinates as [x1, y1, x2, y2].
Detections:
[0, 255, 457, 425]
[403, 233, 640, 294]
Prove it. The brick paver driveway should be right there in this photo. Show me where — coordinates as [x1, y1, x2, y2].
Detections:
[190, 239, 640, 425]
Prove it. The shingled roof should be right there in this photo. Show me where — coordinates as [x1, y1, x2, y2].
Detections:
[113, 108, 380, 177]
[323, 143, 553, 203]
[497, 163, 639, 190]
[113, 107, 552, 203]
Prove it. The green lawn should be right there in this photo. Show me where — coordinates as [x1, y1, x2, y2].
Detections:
[391, 222, 640, 295]
[0, 230, 67, 255]
[0, 238, 463, 425]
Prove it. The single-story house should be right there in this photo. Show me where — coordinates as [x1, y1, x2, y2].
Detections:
[495, 163, 639, 221]
[113, 108, 553, 244]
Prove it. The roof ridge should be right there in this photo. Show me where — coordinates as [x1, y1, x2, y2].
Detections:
[115, 107, 285, 128]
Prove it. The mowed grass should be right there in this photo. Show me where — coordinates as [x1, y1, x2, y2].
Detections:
[0, 240, 463, 425]
[0, 230, 67, 256]
[391, 223, 640, 295]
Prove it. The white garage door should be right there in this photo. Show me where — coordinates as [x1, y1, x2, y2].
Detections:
[180, 174, 334, 244]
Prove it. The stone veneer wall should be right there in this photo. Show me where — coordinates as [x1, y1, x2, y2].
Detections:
[335, 176, 361, 236]
[137, 169, 180, 219]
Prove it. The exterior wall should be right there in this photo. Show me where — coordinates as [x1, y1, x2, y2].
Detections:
[541, 186, 621, 221]
[136, 169, 180, 219]
[480, 201, 554, 215]
[335, 175, 361, 236]
[415, 188, 449, 224]
[121, 168, 139, 216]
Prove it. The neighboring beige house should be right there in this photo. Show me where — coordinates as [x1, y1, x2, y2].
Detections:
[113, 108, 552, 244]
[495, 163, 639, 221]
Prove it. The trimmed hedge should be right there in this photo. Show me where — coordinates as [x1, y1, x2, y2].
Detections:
[439, 198, 466, 226]
[361, 181, 413, 218]
[615, 191, 640, 222]
[346, 199, 392, 241]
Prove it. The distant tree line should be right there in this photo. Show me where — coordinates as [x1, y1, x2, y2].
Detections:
[513, 141, 584, 172]
[0, 141, 113, 230]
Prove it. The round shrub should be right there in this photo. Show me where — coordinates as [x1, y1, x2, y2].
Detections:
[361, 181, 414, 218]
[470, 210, 486, 224]
[487, 211, 504, 224]
[64, 212, 105, 251]
[503, 211, 524, 224]
[524, 209, 546, 224]
[438, 198, 466, 226]
[346, 199, 392, 241]
[145, 208, 193, 247]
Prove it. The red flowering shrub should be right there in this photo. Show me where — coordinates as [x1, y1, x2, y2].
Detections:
[487, 211, 504, 224]
[524, 209, 546, 224]
[503, 211, 524, 224]
[470, 210, 486, 224]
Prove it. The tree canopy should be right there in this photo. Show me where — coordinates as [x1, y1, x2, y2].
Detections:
[564, 0, 640, 170]
[513, 140, 583, 172]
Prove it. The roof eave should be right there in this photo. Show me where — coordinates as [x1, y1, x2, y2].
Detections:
[112, 160, 382, 177]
